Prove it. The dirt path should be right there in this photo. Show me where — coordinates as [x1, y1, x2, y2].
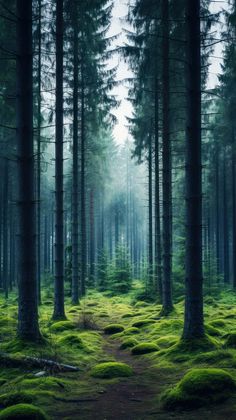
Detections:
[61, 334, 236, 420]
[86, 336, 161, 420]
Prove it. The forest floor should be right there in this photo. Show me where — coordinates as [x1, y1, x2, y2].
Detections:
[1, 284, 236, 419]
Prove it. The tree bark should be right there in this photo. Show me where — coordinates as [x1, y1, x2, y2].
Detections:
[154, 76, 162, 299]
[16, 0, 41, 340]
[161, 0, 173, 314]
[223, 153, 229, 284]
[3, 159, 9, 299]
[53, 0, 66, 320]
[80, 54, 86, 297]
[37, 0, 42, 304]
[71, 5, 79, 304]
[183, 0, 204, 339]
[148, 139, 153, 290]
[232, 129, 236, 288]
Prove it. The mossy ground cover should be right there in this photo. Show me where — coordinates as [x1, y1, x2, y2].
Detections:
[1, 287, 236, 418]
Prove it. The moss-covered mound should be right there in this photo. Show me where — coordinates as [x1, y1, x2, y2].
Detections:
[104, 324, 124, 335]
[161, 368, 235, 410]
[132, 319, 155, 328]
[120, 338, 138, 350]
[0, 404, 48, 419]
[49, 321, 76, 333]
[124, 327, 140, 335]
[193, 350, 233, 365]
[131, 343, 159, 355]
[156, 336, 178, 349]
[20, 377, 66, 391]
[0, 392, 34, 408]
[58, 333, 85, 349]
[167, 335, 218, 356]
[209, 319, 226, 328]
[91, 362, 133, 378]
[205, 324, 221, 337]
[224, 332, 236, 348]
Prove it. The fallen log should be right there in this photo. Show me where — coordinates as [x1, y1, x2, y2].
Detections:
[0, 353, 80, 372]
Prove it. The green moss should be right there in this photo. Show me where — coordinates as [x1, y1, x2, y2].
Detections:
[0, 392, 34, 408]
[193, 350, 233, 365]
[132, 319, 155, 328]
[104, 324, 124, 335]
[151, 319, 183, 336]
[0, 404, 48, 419]
[205, 324, 222, 337]
[49, 321, 76, 333]
[161, 368, 235, 410]
[124, 327, 140, 335]
[91, 362, 133, 378]
[20, 377, 67, 391]
[0, 380, 6, 387]
[209, 319, 226, 328]
[0, 317, 15, 328]
[204, 296, 217, 305]
[122, 313, 135, 318]
[134, 301, 150, 308]
[58, 333, 85, 349]
[156, 335, 178, 349]
[131, 343, 159, 355]
[166, 335, 218, 360]
[87, 302, 98, 307]
[98, 313, 109, 318]
[120, 338, 138, 350]
[67, 308, 79, 314]
[224, 332, 236, 348]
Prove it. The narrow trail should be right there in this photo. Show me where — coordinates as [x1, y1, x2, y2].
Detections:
[62, 333, 236, 420]
[77, 334, 164, 420]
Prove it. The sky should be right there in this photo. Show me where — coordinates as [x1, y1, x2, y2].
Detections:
[108, 1, 133, 145]
[109, 0, 227, 145]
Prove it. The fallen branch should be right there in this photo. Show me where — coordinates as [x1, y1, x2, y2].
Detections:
[0, 353, 80, 372]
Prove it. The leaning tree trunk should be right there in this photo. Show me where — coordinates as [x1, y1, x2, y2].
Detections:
[16, 0, 41, 340]
[53, 0, 66, 320]
[71, 5, 79, 304]
[161, 0, 173, 314]
[183, 0, 204, 339]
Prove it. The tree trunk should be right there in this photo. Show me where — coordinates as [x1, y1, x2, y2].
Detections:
[80, 55, 86, 297]
[148, 139, 153, 290]
[154, 76, 162, 299]
[161, 0, 173, 314]
[215, 144, 220, 279]
[16, 0, 41, 340]
[223, 153, 229, 284]
[37, 0, 42, 304]
[89, 189, 95, 284]
[3, 159, 9, 299]
[232, 129, 236, 288]
[53, 0, 66, 320]
[71, 6, 79, 304]
[183, 0, 204, 339]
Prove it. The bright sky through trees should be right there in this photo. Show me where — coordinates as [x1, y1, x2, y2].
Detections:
[109, 0, 226, 145]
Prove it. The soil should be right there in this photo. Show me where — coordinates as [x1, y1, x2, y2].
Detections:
[57, 334, 236, 420]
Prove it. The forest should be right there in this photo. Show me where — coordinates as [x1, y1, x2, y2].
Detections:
[0, 0, 236, 419]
